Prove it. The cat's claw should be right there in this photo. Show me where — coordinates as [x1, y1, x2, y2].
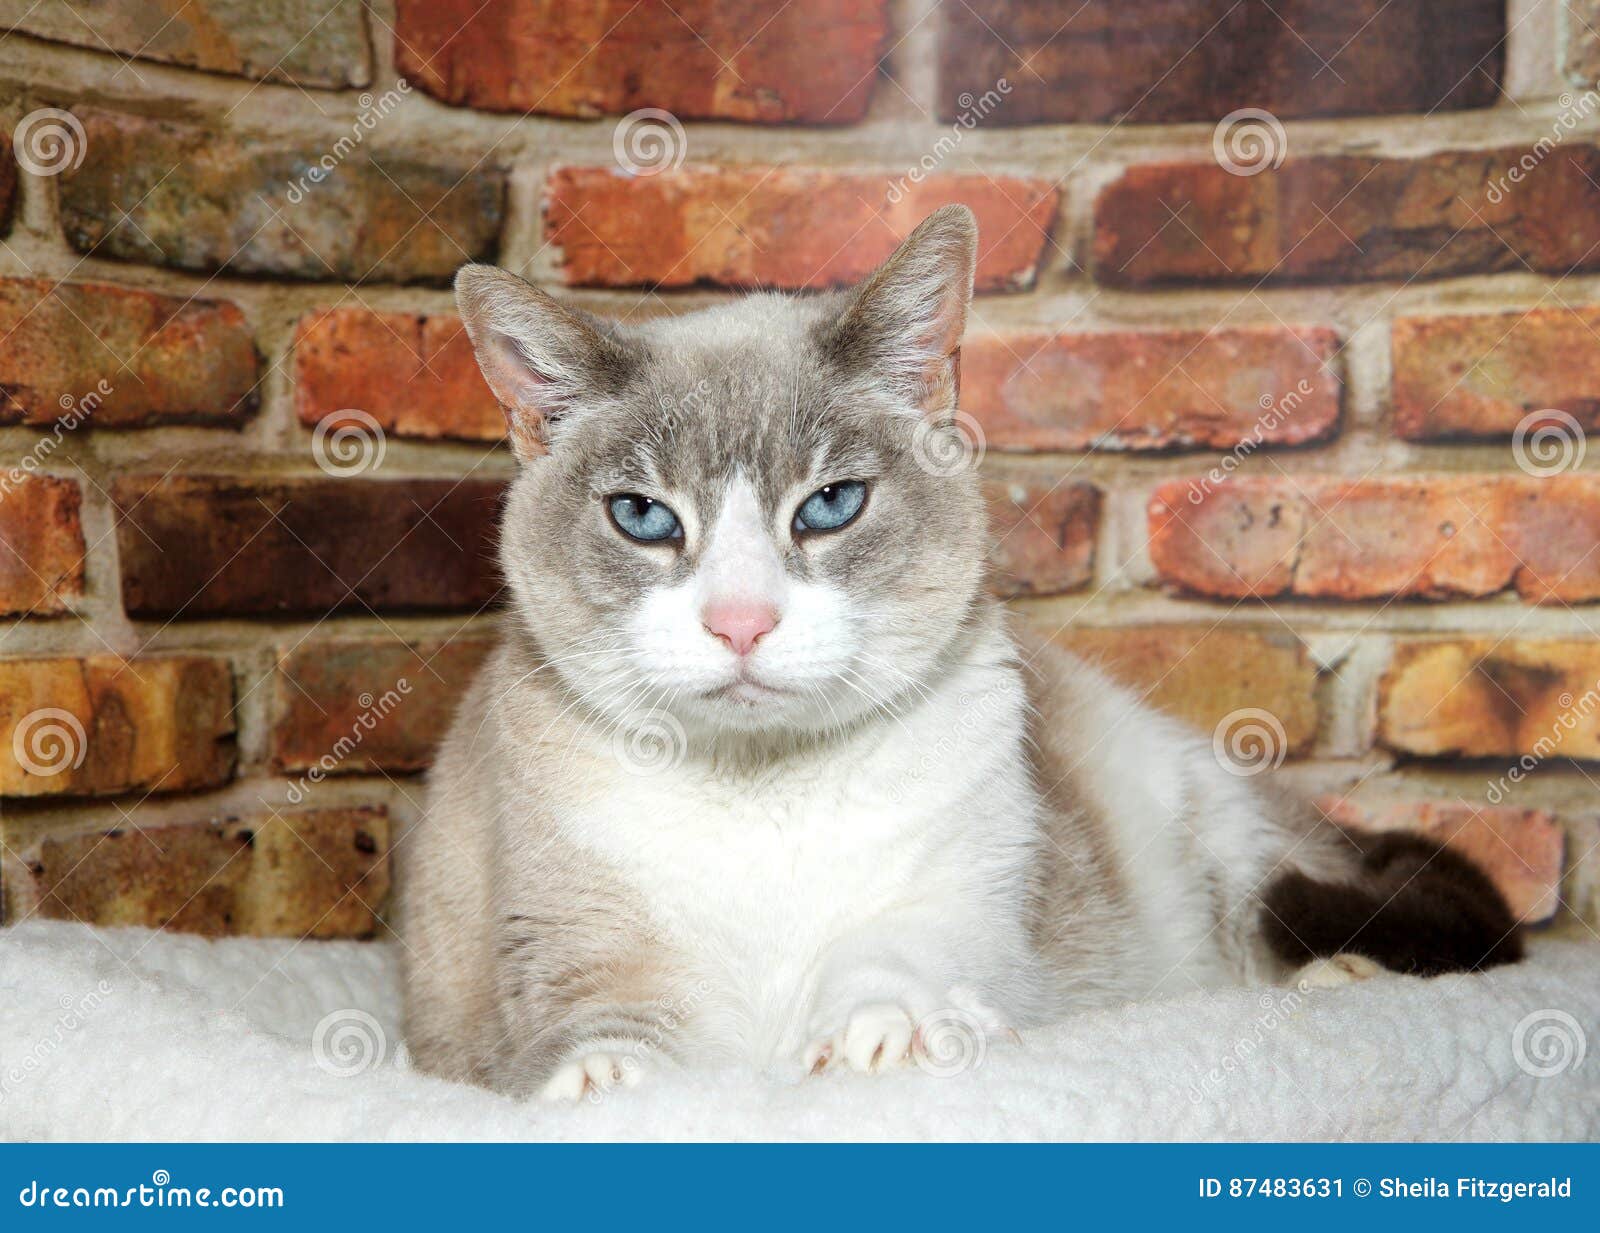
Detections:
[805, 1001, 916, 1075]
[1293, 952, 1384, 989]
[539, 1050, 644, 1102]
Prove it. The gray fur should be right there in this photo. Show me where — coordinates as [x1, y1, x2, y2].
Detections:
[399, 207, 1364, 1097]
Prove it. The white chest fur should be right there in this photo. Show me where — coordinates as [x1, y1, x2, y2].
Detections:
[550, 659, 1037, 1055]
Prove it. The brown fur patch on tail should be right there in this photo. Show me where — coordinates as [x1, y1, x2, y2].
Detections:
[1261, 834, 1523, 976]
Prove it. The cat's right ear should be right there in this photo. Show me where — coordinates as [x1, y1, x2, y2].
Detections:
[454, 265, 631, 460]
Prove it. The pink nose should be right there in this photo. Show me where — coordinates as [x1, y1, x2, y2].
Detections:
[702, 600, 779, 657]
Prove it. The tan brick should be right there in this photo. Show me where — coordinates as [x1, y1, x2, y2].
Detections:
[0, 279, 259, 427]
[0, 656, 235, 798]
[293, 308, 502, 442]
[395, 0, 888, 122]
[1150, 476, 1600, 603]
[1379, 640, 1600, 761]
[1052, 625, 1318, 752]
[272, 636, 493, 774]
[2, 0, 370, 86]
[545, 166, 1058, 291]
[1322, 797, 1564, 924]
[986, 471, 1099, 597]
[962, 326, 1340, 452]
[1093, 147, 1600, 287]
[60, 109, 503, 284]
[941, 0, 1502, 124]
[1567, 0, 1600, 85]
[7, 807, 388, 937]
[0, 475, 84, 615]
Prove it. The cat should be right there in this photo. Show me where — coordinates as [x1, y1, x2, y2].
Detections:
[397, 206, 1521, 1101]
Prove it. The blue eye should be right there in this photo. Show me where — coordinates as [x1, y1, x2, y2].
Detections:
[608, 493, 681, 542]
[795, 481, 867, 533]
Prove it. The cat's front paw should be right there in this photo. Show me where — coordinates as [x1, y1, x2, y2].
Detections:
[539, 1046, 646, 1102]
[804, 1001, 916, 1075]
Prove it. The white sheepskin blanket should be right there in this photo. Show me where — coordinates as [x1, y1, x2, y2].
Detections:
[2, 921, 1596, 1141]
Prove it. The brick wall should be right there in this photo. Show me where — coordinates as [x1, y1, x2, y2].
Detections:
[1, 0, 1597, 939]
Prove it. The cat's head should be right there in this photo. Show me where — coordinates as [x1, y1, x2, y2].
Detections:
[457, 206, 988, 744]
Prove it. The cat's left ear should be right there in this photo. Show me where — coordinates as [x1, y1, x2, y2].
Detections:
[822, 204, 977, 419]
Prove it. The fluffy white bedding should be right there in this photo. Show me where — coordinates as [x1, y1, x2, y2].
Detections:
[2, 921, 1595, 1141]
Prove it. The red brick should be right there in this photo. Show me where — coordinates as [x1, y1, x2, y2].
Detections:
[1150, 476, 1600, 603]
[1500, 476, 1600, 604]
[5, 807, 388, 937]
[963, 326, 1340, 452]
[545, 166, 1058, 291]
[60, 109, 503, 285]
[1052, 625, 1318, 751]
[1322, 798, 1564, 924]
[940, 0, 1502, 125]
[1093, 147, 1600, 287]
[1147, 477, 1305, 598]
[0, 655, 234, 798]
[271, 636, 493, 775]
[1290, 481, 1517, 600]
[1380, 640, 1600, 761]
[294, 309, 502, 442]
[986, 471, 1100, 597]
[0, 475, 84, 615]
[395, 0, 888, 123]
[0, 133, 14, 232]
[112, 475, 507, 619]
[1392, 307, 1600, 439]
[0, 279, 259, 427]
[2, 0, 371, 87]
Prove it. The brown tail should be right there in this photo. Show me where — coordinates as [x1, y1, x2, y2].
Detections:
[1261, 834, 1524, 976]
